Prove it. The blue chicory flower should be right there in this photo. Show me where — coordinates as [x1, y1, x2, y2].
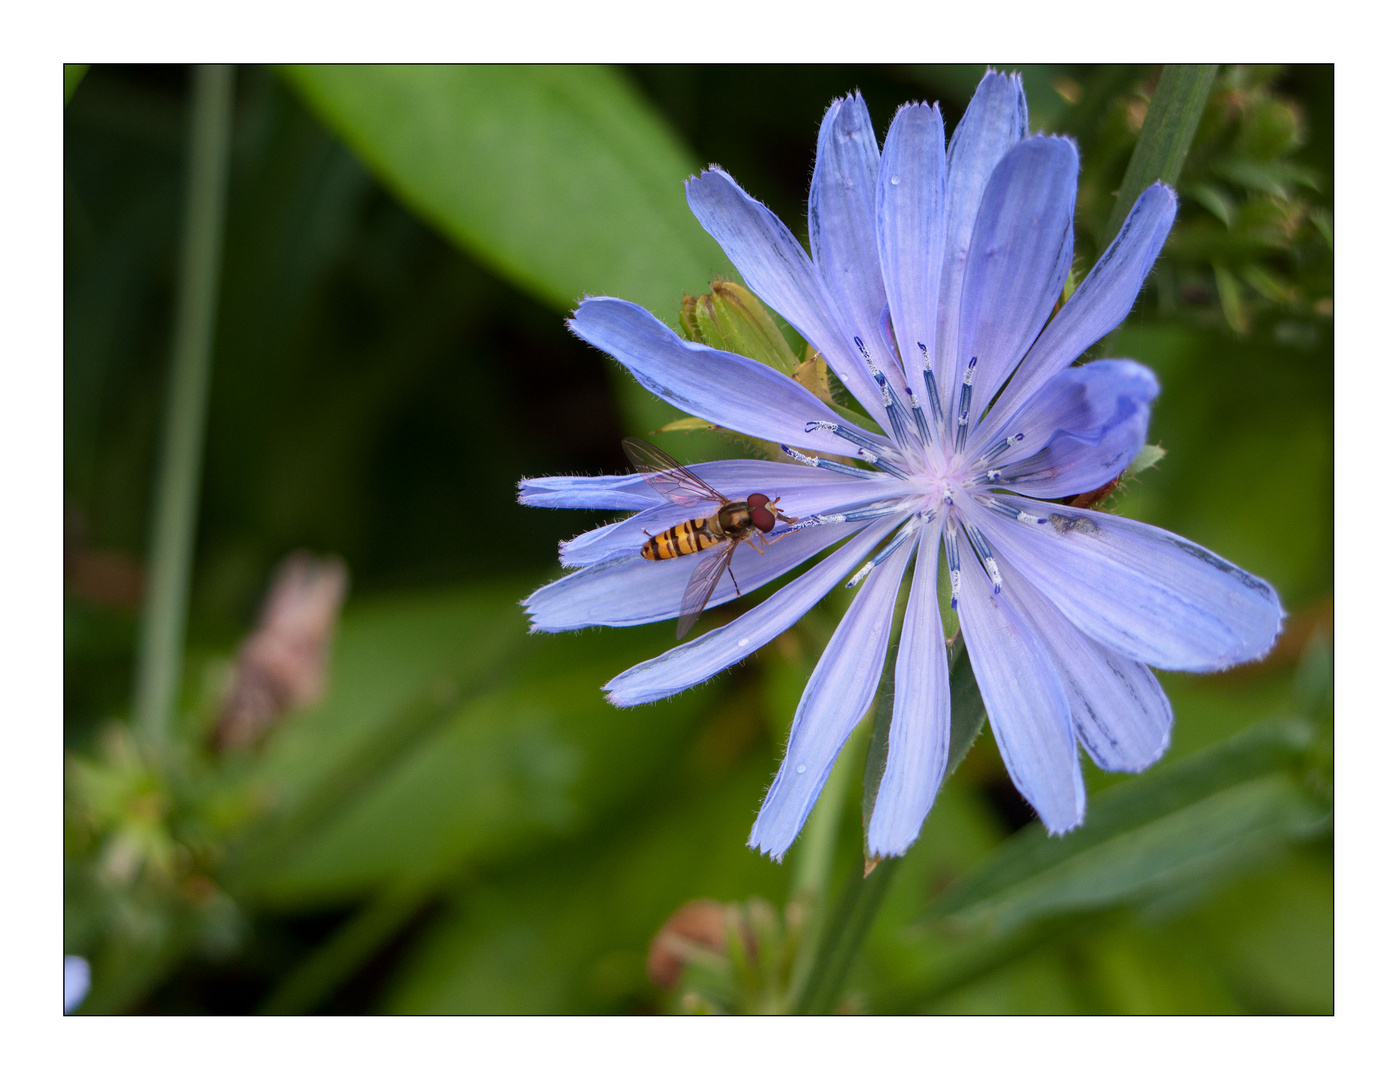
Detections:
[520, 72, 1283, 861]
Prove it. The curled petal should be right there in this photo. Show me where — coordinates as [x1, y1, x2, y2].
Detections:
[569, 299, 875, 457]
[984, 183, 1177, 430]
[868, 522, 949, 858]
[936, 70, 1028, 404]
[957, 548, 1084, 834]
[605, 517, 902, 706]
[877, 102, 948, 391]
[750, 535, 915, 859]
[997, 558, 1171, 772]
[526, 520, 863, 633]
[989, 360, 1159, 499]
[965, 495, 1284, 673]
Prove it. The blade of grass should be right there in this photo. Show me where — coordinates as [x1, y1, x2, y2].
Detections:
[133, 65, 235, 747]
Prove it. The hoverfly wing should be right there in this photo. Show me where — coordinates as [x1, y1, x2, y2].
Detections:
[622, 437, 727, 509]
[675, 540, 739, 640]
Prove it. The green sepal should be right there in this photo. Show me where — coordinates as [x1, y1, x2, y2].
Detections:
[680, 280, 800, 375]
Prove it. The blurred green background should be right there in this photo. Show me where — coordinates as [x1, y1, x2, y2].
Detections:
[64, 64, 1332, 1014]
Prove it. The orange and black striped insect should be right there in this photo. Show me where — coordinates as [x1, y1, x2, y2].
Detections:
[623, 437, 797, 639]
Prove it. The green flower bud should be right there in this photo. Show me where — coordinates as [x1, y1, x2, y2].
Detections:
[679, 281, 800, 375]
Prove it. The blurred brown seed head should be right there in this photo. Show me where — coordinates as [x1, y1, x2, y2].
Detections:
[212, 552, 348, 753]
[646, 899, 729, 989]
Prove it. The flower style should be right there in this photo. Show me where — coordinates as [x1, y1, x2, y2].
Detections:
[520, 72, 1283, 861]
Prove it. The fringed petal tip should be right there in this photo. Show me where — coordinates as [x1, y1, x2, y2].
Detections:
[1042, 807, 1086, 838]
[745, 836, 788, 864]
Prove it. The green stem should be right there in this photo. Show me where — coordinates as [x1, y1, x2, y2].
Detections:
[1103, 64, 1217, 240]
[790, 728, 860, 902]
[792, 857, 899, 1014]
[784, 730, 861, 1006]
[133, 65, 235, 747]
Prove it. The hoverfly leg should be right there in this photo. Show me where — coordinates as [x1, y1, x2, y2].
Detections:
[744, 535, 765, 555]
[727, 562, 741, 597]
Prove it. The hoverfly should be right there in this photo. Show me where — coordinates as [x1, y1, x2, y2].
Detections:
[622, 437, 797, 640]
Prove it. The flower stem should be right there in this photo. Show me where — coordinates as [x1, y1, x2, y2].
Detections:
[784, 727, 861, 1006]
[1103, 64, 1217, 240]
[133, 65, 235, 748]
[791, 856, 899, 1014]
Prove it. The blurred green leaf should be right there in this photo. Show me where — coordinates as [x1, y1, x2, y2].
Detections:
[65, 64, 89, 104]
[238, 583, 715, 906]
[933, 719, 1331, 935]
[381, 760, 788, 1013]
[281, 65, 729, 322]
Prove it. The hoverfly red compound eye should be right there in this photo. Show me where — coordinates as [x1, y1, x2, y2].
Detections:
[747, 493, 776, 533]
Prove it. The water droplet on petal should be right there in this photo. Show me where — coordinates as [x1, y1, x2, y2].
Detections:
[738, 637, 750, 648]
[796, 764, 807, 774]
[889, 175, 901, 186]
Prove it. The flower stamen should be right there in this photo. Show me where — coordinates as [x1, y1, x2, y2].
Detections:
[964, 521, 1002, 593]
[847, 513, 923, 588]
[803, 419, 886, 456]
[906, 386, 934, 445]
[983, 497, 1047, 525]
[917, 342, 945, 429]
[779, 444, 869, 478]
[954, 355, 978, 453]
[855, 447, 911, 481]
[854, 335, 918, 451]
[945, 518, 963, 609]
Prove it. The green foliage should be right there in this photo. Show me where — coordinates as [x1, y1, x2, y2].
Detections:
[65, 64, 89, 104]
[932, 718, 1331, 935]
[281, 65, 728, 323]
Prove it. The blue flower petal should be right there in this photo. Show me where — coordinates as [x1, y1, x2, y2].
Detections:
[991, 359, 1159, 499]
[569, 298, 880, 457]
[867, 524, 949, 857]
[877, 103, 948, 392]
[957, 136, 1078, 426]
[685, 169, 887, 419]
[605, 517, 902, 706]
[957, 547, 1085, 835]
[526, 519, 863, 633]
[936, 70, 1028, 403]
[560, 464, 908, 568]
[519, 472, 657, 511]
[999, 558, 1171, 772]
[986, 183, 1177, 429]
[809, 94, 897, 371]
[749, 534, 914, 860]
[967, 496, 1284, 672]
[973, 359, 1159, 461]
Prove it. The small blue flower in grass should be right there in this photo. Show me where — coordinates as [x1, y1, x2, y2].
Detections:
[520, 72, 1283, 861]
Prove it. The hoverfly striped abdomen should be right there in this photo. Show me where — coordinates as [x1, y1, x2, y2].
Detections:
[642, 516, 725, 560]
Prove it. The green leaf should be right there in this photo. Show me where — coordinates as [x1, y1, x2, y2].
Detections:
[280, 65, 729, 322]
[238, 584, 715, 906]
[1104, 64, 1218, 241]
[932, 719, 1331, 935]
[381, 761, 789, 1013]
[65, 64, 89, 105]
